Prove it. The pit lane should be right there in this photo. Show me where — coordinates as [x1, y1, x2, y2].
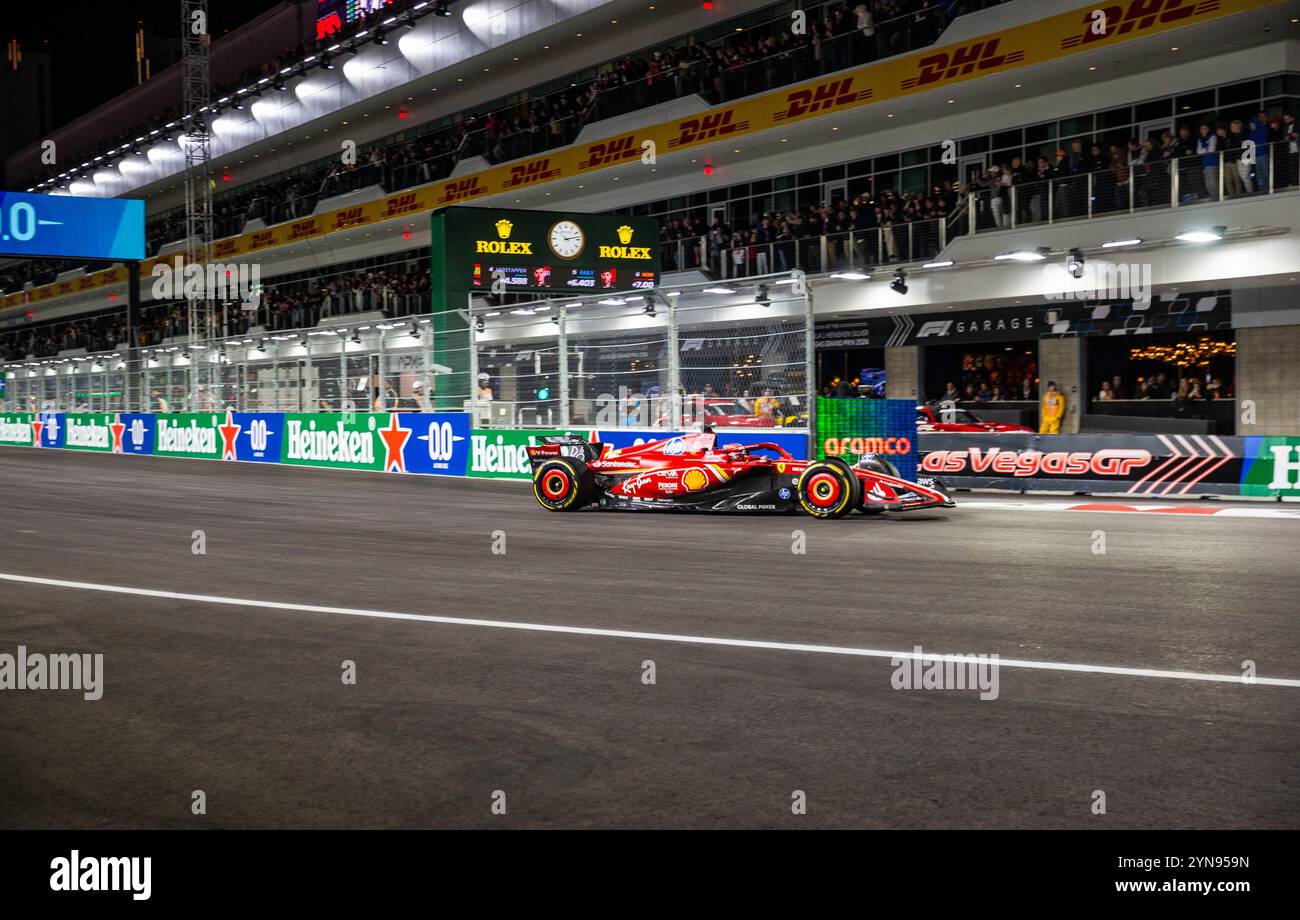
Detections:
[1, 448, 1296, 828]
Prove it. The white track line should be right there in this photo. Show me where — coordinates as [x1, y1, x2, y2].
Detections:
[959, 500, 1300, 519]
[2, 572, 1297, 688]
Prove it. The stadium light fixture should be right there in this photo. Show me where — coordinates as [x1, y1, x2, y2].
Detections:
[922, 260, 954, 268]
[1175, 226, 1225, 243]
[830, 271, 870, 280]
[1102, 239, 1142, 248]
[995, 247, 1050, 262]
[703, 286, 735, 295]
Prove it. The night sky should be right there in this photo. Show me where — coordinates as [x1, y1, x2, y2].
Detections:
[10, 0, 284, 127]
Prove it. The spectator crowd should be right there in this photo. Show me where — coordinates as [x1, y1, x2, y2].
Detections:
[967, 112, 1298, 229]
[1, 258, 432, 361]
[68, 0, 959, 256]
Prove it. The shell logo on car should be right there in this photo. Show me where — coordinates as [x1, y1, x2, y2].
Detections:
[681, 468, 709, 492]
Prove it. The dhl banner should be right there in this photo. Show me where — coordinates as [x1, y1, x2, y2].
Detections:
[2, 0, 1280, 314]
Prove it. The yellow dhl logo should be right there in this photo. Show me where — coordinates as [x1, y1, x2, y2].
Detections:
[383, 193, 420, 217]
[438, 177, 485, 204]
[476, 240, 534, 254]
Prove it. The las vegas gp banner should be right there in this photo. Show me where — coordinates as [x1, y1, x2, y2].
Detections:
[918, 433, 1247, 496]
[815, 397, 918, 481]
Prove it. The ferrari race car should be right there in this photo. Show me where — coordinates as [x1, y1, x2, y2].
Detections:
[526, 428, 955, 518]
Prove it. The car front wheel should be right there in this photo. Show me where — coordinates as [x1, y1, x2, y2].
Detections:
[796, 461, 858, 519]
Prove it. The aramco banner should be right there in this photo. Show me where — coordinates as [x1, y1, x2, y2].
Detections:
[816, 397, 918, 482]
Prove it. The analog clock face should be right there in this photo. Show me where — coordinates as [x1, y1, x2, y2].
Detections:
[548, 220, 585, 259]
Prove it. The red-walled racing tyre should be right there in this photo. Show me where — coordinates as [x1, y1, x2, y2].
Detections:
[796, 460, 859, 519]
[532, 457, 594, 511]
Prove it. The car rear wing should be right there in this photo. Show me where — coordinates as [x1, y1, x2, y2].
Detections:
[525, 434, 605, 468]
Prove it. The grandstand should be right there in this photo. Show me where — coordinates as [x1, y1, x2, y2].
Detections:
[2, 0, 1298, 433]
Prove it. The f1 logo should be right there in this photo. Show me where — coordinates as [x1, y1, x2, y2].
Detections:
[916, 321, 953, 338]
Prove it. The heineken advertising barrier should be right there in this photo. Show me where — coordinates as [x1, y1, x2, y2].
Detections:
[3, 411, 1298, 498]
[815, 397, 919, 482]
[1240, 437, 1300, 498]
[0, 412, 34, 447]
[0, 411, 471, 477]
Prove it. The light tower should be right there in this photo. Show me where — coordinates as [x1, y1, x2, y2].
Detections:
[181, 0, 213, 408]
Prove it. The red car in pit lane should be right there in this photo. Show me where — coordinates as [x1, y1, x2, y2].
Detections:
[916, 404, 1034, 433]
[526, 428, 955, 519]
[657, 399, 775, 428]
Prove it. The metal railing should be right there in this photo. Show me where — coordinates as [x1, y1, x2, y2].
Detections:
[966, 141, 1299, 232]
[661, 217, 948, 276]
[2, 274, 816, 434]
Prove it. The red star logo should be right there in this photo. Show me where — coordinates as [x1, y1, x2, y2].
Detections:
[31, 418, 43, 447]
[109, 413, 126, 453]
[378, 413, 411, 473]
[218, 410, 241, 461]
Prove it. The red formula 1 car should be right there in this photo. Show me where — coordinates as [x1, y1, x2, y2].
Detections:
[526, 428, 955, 519]
[916, 405, 1033, 433]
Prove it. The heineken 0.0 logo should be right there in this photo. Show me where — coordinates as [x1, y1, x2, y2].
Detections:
[425, 421, 460, 462]
[248, 418, 270, 453]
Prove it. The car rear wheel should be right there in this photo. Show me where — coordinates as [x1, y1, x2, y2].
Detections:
[532, 458, 593, 511]
[797, 461, 858, 519]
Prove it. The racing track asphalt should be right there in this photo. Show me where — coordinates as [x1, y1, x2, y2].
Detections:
[0, 447, 1297, 829]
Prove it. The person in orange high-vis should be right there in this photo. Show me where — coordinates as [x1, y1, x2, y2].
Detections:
[1039, 380, 1066, 434]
